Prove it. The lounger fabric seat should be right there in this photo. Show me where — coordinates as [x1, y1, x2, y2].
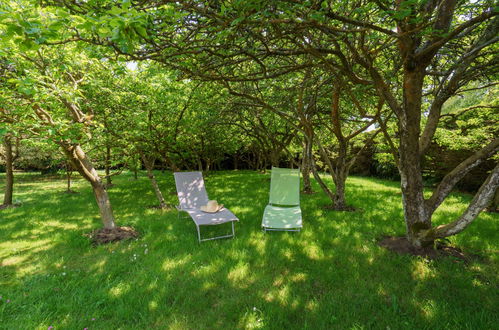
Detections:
[174, 171, 239, 242]
[262, 205, 302, 229]
[182, 208, 239, 226]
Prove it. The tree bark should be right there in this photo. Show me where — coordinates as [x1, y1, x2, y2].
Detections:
[59, 142, 116, 229]
[397, 68, 432, 248]
[141, 154, 167, 208]
[332, 168, 348, 209]
[487, 186, 499, 213]
[2, 134, 14, 206]
[92, 182, 115, 228]
[66, 161, 73, 192]
[301, 138, 313, 194]
[426, 163, 499, 239]
[234, 152, 239, 170]
[196, 157, 203, 171]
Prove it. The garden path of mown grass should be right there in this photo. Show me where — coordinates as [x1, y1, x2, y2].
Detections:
[0, 171, 497, 329]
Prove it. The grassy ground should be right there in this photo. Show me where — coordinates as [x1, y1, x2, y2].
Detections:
[0, 170, 497, 329]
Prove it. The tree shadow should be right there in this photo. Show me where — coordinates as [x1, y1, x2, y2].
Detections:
[0, 171, 497, 328]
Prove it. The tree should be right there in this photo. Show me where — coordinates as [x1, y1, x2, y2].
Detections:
[0, 11, 118, 228]
[0, 59, 25, 208]
[120, 0, 496, 247]
[13, 0, 499, 247]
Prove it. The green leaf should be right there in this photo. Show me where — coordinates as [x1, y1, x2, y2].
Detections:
[231, 16, 245, 26]
[109, 6, 122, 16]
[134, 25, 147, 38]
[122, 0, 132, 10]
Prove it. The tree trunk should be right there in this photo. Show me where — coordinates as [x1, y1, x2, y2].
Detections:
[2, 134, 14, 206]
[66, 161, 73, 192]
[197, 157, 203, 171]
[487, 186, 499, 212]
[269, 149, 281, 167]
[427, 163, 499, 239]
[92, 181, 115, 229]
[399, 69, 432, 248]
[301, 138, 313, 194]
[60, 143, 116, 229]
[141, 154, 167, 208]
[234, 152, 239, 170]
[332, 169, 348, 210]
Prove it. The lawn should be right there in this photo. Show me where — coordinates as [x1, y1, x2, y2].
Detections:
[0, 171, 498, 329]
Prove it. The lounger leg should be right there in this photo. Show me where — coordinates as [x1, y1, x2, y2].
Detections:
[197, 225, 201, 243]
[231, 221, 235, 239]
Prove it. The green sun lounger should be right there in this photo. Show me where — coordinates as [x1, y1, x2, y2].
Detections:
[262, 167, 302, 232]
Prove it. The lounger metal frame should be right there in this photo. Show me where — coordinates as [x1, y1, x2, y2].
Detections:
[175, 205, 236, 243]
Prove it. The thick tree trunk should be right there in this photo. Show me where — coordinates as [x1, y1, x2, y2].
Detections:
[92, 182, 115, 229]
[60, 143, 116, 229]
[141, 154, 167, 208]
[399, 69, 432, 248]
[332, 169, 348, 210]
[487, 186, 499, 212]
[2, 135, 14, 206]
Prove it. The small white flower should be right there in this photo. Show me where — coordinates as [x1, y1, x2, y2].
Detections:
[144, 249, 148, 255]
[253, 307, 257, 311]
[62, 272, 66, 276]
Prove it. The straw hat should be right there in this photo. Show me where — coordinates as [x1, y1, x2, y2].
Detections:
[200, 200, 224, 213]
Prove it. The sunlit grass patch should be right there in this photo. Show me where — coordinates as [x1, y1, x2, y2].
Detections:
[0, 170, 497, 329]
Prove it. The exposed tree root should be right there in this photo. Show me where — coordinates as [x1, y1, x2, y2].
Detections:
[147, 204, 174, 210]
[86, 226, 139, 245]
[0, 203, 21, 210]
[322, 204, 357, 212]
[301, 189, 315, 195]
[63, 190, 79, 194]
[378, 236, 481, 263]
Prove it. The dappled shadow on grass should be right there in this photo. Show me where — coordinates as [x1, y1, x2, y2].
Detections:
[0, 171, 498, 328]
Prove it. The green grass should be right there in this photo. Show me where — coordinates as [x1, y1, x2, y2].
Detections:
[0, 170, 497, 329]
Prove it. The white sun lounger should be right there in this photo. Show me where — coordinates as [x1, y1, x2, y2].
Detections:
[174, 171, 239, 242]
